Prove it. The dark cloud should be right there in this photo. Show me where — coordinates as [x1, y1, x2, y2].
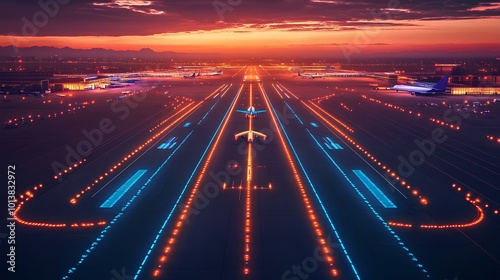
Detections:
[0, 0, 499, 36]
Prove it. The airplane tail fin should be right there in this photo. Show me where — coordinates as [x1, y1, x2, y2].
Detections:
[298, 72, 301, 76]
[432, 75, 449, 91]
[217, 69, 222, 73]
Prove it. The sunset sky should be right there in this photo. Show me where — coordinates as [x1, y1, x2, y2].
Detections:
[1, 0, 499, 57]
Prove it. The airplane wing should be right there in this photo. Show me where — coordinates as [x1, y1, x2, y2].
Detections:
[234, 131, 249, 139]
[254, 110, 267, 114]
[252, 131, 267, 140]
[236, 110, 249, 114]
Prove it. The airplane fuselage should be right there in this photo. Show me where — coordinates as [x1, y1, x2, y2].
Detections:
[390, 76, 448, 95]
[392, 85, 432, 93]
[236, 106, 266, 118]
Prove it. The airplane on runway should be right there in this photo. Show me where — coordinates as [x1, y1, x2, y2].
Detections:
[390, 75, 449, 95]
[234, 130, 267, 142]
[298, 71, 325, 79]
[236, 106, 266, 118]
[183, 72, 200, 79]
[203, 69, 223, 76]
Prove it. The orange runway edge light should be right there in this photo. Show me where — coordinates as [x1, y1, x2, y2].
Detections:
[244, 82, 254, 275]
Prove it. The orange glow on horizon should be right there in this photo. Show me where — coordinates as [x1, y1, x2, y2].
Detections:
[1, 18, 499, 56]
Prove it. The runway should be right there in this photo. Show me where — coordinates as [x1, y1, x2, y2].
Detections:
[1, 66, 499, 280]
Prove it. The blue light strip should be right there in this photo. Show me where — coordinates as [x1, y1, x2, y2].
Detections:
[284, 101, 304, 125]
[311, 122, 319, 128]
[306, 128, 429, 278]
[198, 99, 220, 125]
[62, 130, 194, 279]
[157, 143, 167, 149]
[262, 88, 360, 280]
[157, 137, 176, 150]
[134, 86, 241, 280]
[100, 170, 147, 208]
[325, 142, 333, 150]
[167, 142, 177, 149]
[325, 137, 343, 150]
[183, 122, 191, 127]
[352, 170, 397, 209]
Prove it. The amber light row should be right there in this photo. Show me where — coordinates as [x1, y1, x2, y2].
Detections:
[486, 135, 500, 144]
[310, 93, 336, 105]
[244, 83, 254, 275]
[389, 205, 484, 229]
[361, 95, 460, 130]
[5, 101, 93, 126]
[388, 183, 496, 229]
[429, 118, 460, 130]
[340, 102, 353, 112]
[14, 184, 107, 228]
[452, 183, 498, 216]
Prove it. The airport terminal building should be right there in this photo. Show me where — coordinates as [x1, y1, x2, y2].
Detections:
[50, 75, 110, 91]
[0, 72, 110, 93]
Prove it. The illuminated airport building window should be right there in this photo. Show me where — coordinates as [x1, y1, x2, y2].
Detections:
[50, 77, 110, 91]
[450, 87, 499, 95]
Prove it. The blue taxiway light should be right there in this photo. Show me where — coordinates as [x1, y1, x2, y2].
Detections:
[352, 170, 397, 208]
[310, 122, 319, 128]
[100, 170, 147, 208]
[183, 122, 191, 127]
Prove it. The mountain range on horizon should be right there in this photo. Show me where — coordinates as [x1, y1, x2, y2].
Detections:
[0, 45, 499, 59]
[0, 45, 206, 59]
